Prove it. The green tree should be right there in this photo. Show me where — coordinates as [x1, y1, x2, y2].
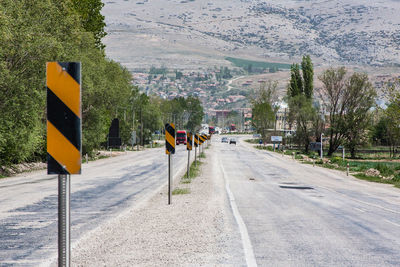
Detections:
[383, 79, 400, 157]
[185, 96, 204, 133]
[341, 73, 376, 158]
[70, 0, 106, 49]
[288, 64, 303, 97]
[318, 67, 347, 156]
[250, 81, 279, 142]
[301, 55, 314, 99]
[287, 56, 315, 152]
[318, 68, 376, 157]
[288, 96, 316, 152]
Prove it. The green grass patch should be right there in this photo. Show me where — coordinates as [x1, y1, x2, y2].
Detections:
[353, 173, 394, 184]
[226, 57, 291, 70]
[182, 161, 203, 181]
[172, 188, 190, 195]
[244, 139, 261, 144]
[199, 152, 206, 158]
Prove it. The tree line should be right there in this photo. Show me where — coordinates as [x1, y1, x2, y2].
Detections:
[0, 0, 204, 169]
[251, 55, 400, 158]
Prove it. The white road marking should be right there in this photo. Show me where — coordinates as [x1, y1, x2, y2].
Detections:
[219, 157, 257, 267]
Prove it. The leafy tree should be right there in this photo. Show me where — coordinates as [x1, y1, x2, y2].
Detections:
[288, 64, 303, 97]
[185, 96, 204, 133]
[70, 0, 106, 49]
[288, 95, 315, 152]
[301, 55, 314, 99]
[341, 73, 376, 158]
[382, 79, 400, 157]
[318, 68, 376, 157]
[287, 56, 315, 152]
[0, 0, 135, 165]
[318, 67, 347, 156]
[250, 81, 279, 142]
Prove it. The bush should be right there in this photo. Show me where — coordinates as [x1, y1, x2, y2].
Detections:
[375, 163, 394, 177]
[330, 156, 342, 164]
[295, 154, 303, 159]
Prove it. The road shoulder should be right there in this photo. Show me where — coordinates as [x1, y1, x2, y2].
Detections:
[71, 145, 245, 266]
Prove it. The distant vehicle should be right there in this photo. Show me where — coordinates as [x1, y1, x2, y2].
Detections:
[221, 137, 228, 143]
[176, 130, 187, 145]
[229, 138, 237, 145]
[253, 133, 261, 138]
[209, 126, 215, 134]
[230, 124, 236, 131]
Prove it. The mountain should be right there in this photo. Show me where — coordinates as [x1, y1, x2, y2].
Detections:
[101, 0, 400, 70]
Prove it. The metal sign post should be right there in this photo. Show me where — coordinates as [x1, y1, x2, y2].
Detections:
[187, 132, 192, 179]
[58, 174, 70, 267]
[165, 123, 175, 205]
[194, 134, 199, 166]
[47, 62, 81, 267]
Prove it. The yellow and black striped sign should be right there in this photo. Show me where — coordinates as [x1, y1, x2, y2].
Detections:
[165, 123, 175, 154]
[47, 62, 81, 175]
[207, 135, 211, 140]
[199, 135, 205, 145]
[187, 132, 193, 151]
[194, 134, 199, 147]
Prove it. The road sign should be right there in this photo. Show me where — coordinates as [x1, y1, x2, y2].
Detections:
[194, 134, 199, 147]
[165, 123, 175, 154]
[47, 62, 81, 267]
[187, 132, 193, 150]
[47, 62, 81, 175]
[271, 136, 283, 142]
[199, 135, 205, 144]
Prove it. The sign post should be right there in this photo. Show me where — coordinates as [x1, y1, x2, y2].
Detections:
[47, 62, 81, 267]
[194, 134, 199, 166]
[165, 123, 175, 205]
[187, 132, 193, 178]
[271, 136, 283, 152]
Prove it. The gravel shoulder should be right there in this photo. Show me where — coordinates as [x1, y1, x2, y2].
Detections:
[71, 145, 245, 266]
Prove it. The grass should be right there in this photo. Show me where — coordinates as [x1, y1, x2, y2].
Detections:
[253, 144, 400, 188]
[199, 152, 206, 158]
[181, 161, 203, 184]
[225, 57, 291, 70]
[145, 142, 163, 148]
[245, 139, 261, 144]
[172, 188, 190, 195]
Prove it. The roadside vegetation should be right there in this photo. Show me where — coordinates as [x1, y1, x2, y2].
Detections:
[0, 0, 204, 175]
[249, 54, 400, 188]
[247, 139, 400, 188]
[181, 160, 203, 184]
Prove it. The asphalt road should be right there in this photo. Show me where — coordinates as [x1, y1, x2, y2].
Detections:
[0, 145, 191, 266]
[215, 135, 400, 266]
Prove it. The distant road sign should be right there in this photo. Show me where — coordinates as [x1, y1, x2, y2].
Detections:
[187, 132, 193, 151]
[194, 134, 199, 147]
[165, 123, 175, 154]
[47, 62, 81, 175]
[271, 136, 283, 142]
[199, 135, 205, 144]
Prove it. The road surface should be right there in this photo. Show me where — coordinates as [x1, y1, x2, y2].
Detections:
[0, 145, 190, 266]
[215, 135, 400, 266]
